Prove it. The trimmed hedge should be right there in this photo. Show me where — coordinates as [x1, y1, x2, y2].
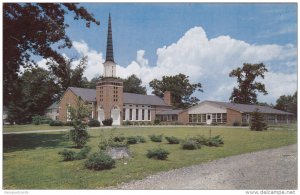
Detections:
[146, 148, 169, 160]
[165, 136, 180, 144]
[50, 120, 64, 126]
[88, 119, 100, 127]
[102, 118, 113, 126]
[85, 152, 115, 170]
[149, 134, 163, 142]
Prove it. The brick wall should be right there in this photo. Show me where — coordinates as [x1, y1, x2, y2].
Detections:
[163, 91, 172, 106]
[226, 108, 242, 125]
[58, 89, 78, 122]
[178, 110, 189, 124]
[96, 78, 124, 124]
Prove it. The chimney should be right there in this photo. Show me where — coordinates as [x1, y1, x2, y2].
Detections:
[163, 91, 172, 106]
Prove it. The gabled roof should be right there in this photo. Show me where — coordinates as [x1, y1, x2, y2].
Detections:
[123, 92, 170, 107]
[67, 87, 170, 107]
[69, 87, 96, 102]
[206, 100, 292, 115]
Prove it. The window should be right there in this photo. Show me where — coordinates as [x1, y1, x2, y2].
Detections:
[136, 109, 139, 120]
[129, 109, 132, 120]
[142, 109, 145, 120]
[123, 108, 126, 120]
[148, 110, 151, 120]
[192, 114, 197, 123]
[217, 113, 222, 123]
[212, 114, 216, 123]
[197, 114, 202, 123]
[202, 114, 206, 123]
[66, 104, 71, 122]
[222, 113, 227, 123]
[189, 114, 192, 122]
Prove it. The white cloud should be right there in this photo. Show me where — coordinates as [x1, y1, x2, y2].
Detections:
[36, 27, 297, 104]
[122, 26, 296, 103]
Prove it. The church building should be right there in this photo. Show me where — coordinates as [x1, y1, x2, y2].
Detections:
[58, 14, 172, 125]
[57, 14, 292, 126]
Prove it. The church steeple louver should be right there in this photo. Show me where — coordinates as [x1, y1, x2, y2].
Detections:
[105, 13, 114, 63]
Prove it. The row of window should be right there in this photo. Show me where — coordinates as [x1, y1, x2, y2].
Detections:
[156, 115, 178, 122]
[123, 108, 151, 121]
[188, 113, 227, 123]
[97, 81, 123, 86]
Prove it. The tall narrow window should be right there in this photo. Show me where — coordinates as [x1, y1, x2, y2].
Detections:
[148, 110, 151, 120]
[129, 109, 132, 120]
[136, 109, 139, 120]
[142, 109, 145, 120]
[123, 108, 126, 120]
[66, 104, 71, 122]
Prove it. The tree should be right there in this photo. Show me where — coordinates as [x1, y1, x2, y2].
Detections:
[149, 73, 203, 108]
[123, 74, 147, 95]
[229, 63, 268, 104]
[69, 97, 91, 148]
[250, 109, 268, 131]
[4, 3, 99, 106]
[6, 67, 59, 124]
[275, 91, 297, 117]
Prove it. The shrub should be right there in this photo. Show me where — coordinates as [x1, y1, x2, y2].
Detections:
[154, 119, 160, 125]
[146, 148, 169, 160]
[126, 136, 138, 144]
[233, 121, 241, 126]
[181, 139, 201, 150]
[70, 129, 89, 148]
[149, 134, 163, 142]
[136, 136, 146, 143]
[109, 141, 128, 148]
[58, 149, 76, 161]
[242, 122, 249, 127]
[75, 146, 91, 160]
[165, 136, 180, 144]
[65, 121, 73, 126]
[85, 152, 115, 170]
[113, 135, 126, 142]
[32, 115, 53, 125]
[192, 135, 208, 145]
[123, 120, 132, 126]
[102, 118, 113, 126]
[50, 120, 64, 126]
[88, 119, 100, 127]
[206, 135, 224, 147]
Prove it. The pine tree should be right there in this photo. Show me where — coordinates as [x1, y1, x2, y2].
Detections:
[250, 109, 268, 131]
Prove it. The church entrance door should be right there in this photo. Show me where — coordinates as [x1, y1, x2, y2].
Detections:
[111, 106, 120, 125]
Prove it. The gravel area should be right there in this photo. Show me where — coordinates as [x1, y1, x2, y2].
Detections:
[110, 144, 297, 190]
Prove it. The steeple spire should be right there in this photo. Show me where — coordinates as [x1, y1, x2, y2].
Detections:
[105, 13, 114, 63]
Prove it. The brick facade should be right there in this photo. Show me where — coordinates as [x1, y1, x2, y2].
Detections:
[96, 78, 123, 124]
[178, 110, 189, 124]
[58, 89, 78, 122]
[163, 91, 172, 106]
[226, 108, 242, 125]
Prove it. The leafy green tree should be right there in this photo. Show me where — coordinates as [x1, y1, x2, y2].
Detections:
[275, 91, 297, 117]
[123, 74, 147, 95]
[149, 73, 203, 108]
[250, 109, 268, 131]
[69, 97, 91, 148]
[6, 67, 59, 124]
[229, 63, 268, 104]
[4, 3, 99, 106]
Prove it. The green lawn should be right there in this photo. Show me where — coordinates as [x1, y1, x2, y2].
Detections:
[3, 126, 297, 189]
[3, 124, 71, 133]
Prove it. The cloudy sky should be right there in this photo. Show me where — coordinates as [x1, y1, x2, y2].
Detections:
[42, 3, 297, 104]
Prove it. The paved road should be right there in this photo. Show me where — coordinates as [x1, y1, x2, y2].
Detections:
[111, 144, 297, 190]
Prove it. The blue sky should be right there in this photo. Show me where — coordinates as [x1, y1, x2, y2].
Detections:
[53, 3, 297, 104]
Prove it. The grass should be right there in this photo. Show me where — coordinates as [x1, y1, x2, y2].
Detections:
[3, 124, 71, 133]
[3, 126, 297, 189]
